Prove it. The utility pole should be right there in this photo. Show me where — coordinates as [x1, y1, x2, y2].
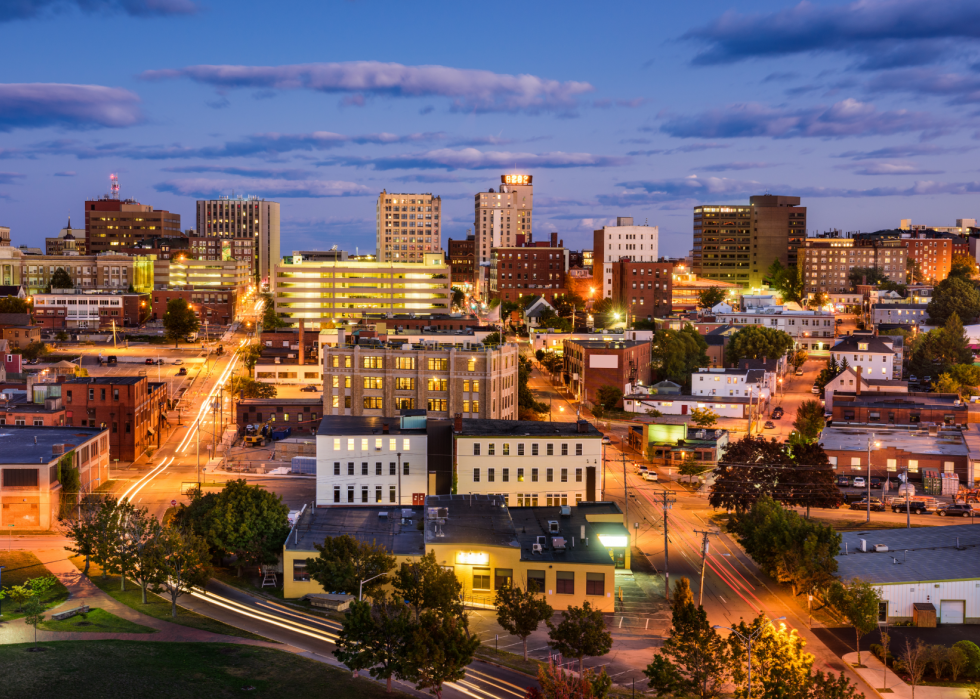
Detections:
[620, 450, 629, 530]
[661, 489, 676, 601]
[694, 529, 714, 606]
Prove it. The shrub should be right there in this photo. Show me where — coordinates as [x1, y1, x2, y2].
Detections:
[956, 640, 980, 678]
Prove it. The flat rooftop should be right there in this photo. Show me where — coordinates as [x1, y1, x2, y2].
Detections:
[316, 416, 427, 437]
[565, 340, 647, 349]
[837, 524, 980, 584]
[0, 425, 104, 464]
[455, 419, 601, 437]
[64, 376, 144, 385]
[286, 506, 424, 556]
[833, 393, 968, 410]
[819, 427, 968, 456]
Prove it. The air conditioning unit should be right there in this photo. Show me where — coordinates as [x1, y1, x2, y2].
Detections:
[548, 520, 560, 533]
[536, 535, 547, 547]
[874, 544, 889, 552]
[560, 505, 571, 517]
[532, 543, 543, 554]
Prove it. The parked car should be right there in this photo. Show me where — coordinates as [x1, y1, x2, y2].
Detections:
[836, 318, 843, 325]
[891, 499, 929, 514]
[634, 463, 648, 474]
[145, 358, 154, 365]
[106, 356, 117, 365]
[174, 359, 183, 365]
[853, 476, 866, 488]
[601, 436, 612, 445]
[837, 475, 851, 487]
[938, 503, 977, 517]
[764, 421, 775, 430]
[811, 384, 821, 394]
[771, 407, 784, 419]
[795, 368, 804, 376]
[870, 477, 881, 488]
[908, 375, 918, 383]
[849, 498, 885, 511]
[300, 385, 318, 392]
[642, 471, 658, 482]
[177, 367, 187, 376]
[923, 375, 932, 384]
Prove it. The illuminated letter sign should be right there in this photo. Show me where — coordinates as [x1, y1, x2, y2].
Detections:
[501, 174, 532, 185]
[455, 551, 489, 565]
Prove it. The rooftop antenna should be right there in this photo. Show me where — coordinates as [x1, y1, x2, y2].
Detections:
[109, 173, 119, 200]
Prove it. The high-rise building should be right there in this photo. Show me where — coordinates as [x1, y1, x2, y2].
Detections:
[473, 175, 533, 294]
[610, 259, 673, 321]
[85, 197, 181, 256]
[692, 195, 806, 290]
[195, 196, 280, 286]
[376, 191, 442, 263]
[448, 234, 475, 289]
[591, 217, 659, 299]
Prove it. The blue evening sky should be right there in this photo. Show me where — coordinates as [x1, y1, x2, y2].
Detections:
[1, 0, 979, 258]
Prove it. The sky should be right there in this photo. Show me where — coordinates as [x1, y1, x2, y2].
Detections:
[2, 0, 980, 259]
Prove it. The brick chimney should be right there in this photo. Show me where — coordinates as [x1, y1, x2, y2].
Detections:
[577, 419, 588, 433]
[856, 366, 862, 395]
[298, 320, 305, 366]
[551, 231, 558, 247]
[382, 422, 389, 434]
[454, 413, 463, 433]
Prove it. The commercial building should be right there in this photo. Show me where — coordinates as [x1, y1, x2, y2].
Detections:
[830, 393, 979, 429]
[563, 339, 651, 407]
[802, 234, 906, 296]
[150, 288, 239, 326]
[836, 525, 980, 625]
[21, 253, 154, 296]
[901, 218, 976, 235]
[317, 334, 520, 420]
[1, 324, 40, 349]
[271, 252, 452, 328]
[489, 233, 568, 304]
[871, 304, 928, 327]
[626, 422, 730, 468]
[610, 259, 672, 321]
[85, 196, 181, 255]
[448, 235, 475, 289]
[167, 258, 251, 291]
[830, 334, 899, 380]
[33, 291, 149, 330]
[693, 195, 806, 289]
[0, 426, 108, 530]
[474, 176, 534, 295]
[713, 305, 836, 354]
[454, 419, 604, 507]
[592, 217, 659, 299]
[235, 397, 322, 435]
[196, 196, 280, 285]
[670, 272, 740, 313]
[377, 191, 442, 263]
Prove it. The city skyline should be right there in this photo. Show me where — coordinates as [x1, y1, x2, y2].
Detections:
[1, 0, 979, 259]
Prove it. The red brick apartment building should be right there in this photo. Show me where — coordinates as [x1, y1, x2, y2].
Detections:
[448, 235, 475, 288]
[85, 197, 181, 255]
[489, 233, 568, 303]
[151, 288, 238, 326]
[611, 259, 673, 321]
[563, 339, 651, 408]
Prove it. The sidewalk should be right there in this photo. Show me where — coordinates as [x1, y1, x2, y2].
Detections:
[842, 652, 975, 699]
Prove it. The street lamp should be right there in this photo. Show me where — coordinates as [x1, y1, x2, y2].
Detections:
[714, 617, 786, 699]
[359, 572, 387, 601]
[866, 434, 880, 523]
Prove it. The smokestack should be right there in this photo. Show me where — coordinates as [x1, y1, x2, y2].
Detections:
[856, 366, 862, 395]
[298, 320, 305, 366]
[551, 232, 558, 247]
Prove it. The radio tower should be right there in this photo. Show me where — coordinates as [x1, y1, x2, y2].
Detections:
[109, 173, 119, 200]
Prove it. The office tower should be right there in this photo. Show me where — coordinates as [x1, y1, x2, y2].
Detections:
[473, 175, 533, 294]
[376, 191, 441, 263]
[692, 195, 806, 290]
[195, 196, 280, 285]
[85, 198, 181, 256]
[591, 217, 659, 299]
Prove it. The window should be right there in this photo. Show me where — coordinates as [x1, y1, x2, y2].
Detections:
[886, 459, 897, 472]
[363, 356, 383, 369]
[503, 443, 510, 456]
[403, 438, 410, 450]
[3, 468, 38, 486]
[494, 568, 513, 590]
[586, 573, 605, 596]
[427, 377, 448, 391]
[575, 444, 583, 456]
[395, 377, 415, 390]
[502, 468, 509, 482]
[944, 461, 955, 473]
[333, 462, 340, 476]
[556, 571, 574, 595]
[364, 396, 383, 410]
[532, 443, 539, 456]
[488, 443, 495, 456]
[561, 444, 568, 456]
[347, 485, 354, 503]
[348, 462, 354, 475]
[293, 560, 310, 582]
[488, 468, 495, 483]
[473, 568, 491, 590]
[473, 443, 481, 456]
[376, 462, 382, 476]
[908, 459, 919, 473]
[362, 463, 369, 476]
[363, 376, 383, 390]
[850, 457, 862, 471]
[348, 438, 355, 450]
[390, 486, 396, 503]
[547, 468, 554, 482]
[547, 444, 553, 456]
[427, 358, 449, 371]
[576, 468, 583, 482]
[517, 468, 524, 482]
[467, 358, 476, 371]
[333, 485, 340, 503]
[427, 398, 447, 411]
[361, 486, 368, 503]
[518, 443, 525, 456]
[403, 462, 410, 475]
[561, 468, 568, 483]
[390, 462, 396, 475]
[532, 468, 539, 482]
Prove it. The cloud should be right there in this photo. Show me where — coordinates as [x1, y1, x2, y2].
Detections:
[322, 148, 628, 171]
[390, 173, 488, 184]
[0, 0, 197, 22]
[141, 61, 595, 114]
[0, 172, 25, 185]
[698, 162, 780, 172]
[683, 0, 980, 67]
[155, 177, 373, 199]
[0, 84, 142, 131]
[628, 143, 730, 156]
[846, 162, 945, 175]
[762, 72, 799, 83]
[162, 165, 313, 180]
[660, 99, 946, 139]
[54, 171, 76, 176]
[836, 144, 965, 159]
[867, 67, 980, 105]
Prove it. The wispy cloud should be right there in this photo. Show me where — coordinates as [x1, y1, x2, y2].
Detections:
[53, 171, 76, 177]
[155, 177, 373, 199]
[628, 143, 730, 156]
[836, 144, 965, 159]
[697, 162, 780, 172]
[162, 165, 314, 180]
[141, 61, 595, 114]
[0, 172, 25, 185]
[867, 67, 980, 105]
[321, 148, 628, 171]
[845, 162, 945, 176]
[0, 0, 198, 23]
[660, 99, 947, 139]
[0, 84, 142, 131]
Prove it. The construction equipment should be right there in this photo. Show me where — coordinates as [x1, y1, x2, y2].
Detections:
[244, 435, 266, 448]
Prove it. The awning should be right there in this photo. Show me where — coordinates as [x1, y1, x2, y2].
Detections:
[147, 427, 155, 435]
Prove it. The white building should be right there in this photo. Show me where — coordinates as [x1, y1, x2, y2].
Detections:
[713, 305, 837, 354]
[530, 329, 653, 355]
[822, 366, 908, 411]
[594, 217, 659, 299]
[871, 304, 928, 327]
[453, 419, 604, 507]
[692, 366, 773, 401]
[315, 414, 429, 507]
[830, 334, 898, 380]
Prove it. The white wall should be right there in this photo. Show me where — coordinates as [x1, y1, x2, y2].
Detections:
[830, 349, 894, 379]
[877, 580, 979, 623]
[254, 364, 322, 385]
[623, 396, 748, 418]
[316, 432, 428, 506]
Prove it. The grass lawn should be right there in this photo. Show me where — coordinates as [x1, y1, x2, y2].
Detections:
[71, 558, 270, 642]
[39, 607, 156, 634]
[0, 641, 408, 699]
[474, 644, 546, 677]
[0, 551, 70, 620]
[211, 567, 284, 601]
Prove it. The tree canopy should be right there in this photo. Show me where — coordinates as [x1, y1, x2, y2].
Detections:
[766, 260, 804, 304]
[50, 267, 74, 290]
[908, 313, 974, 377]
[547, 602, 613, 675]
[724, 325, 795, 367]
[0, 296, 28, 313]
[650, 324, 709, 385]
[163, 298, 200, 348]
[697, 286, 726, 310]
[595, 385, 623, 409]
[927, 276, 980, 325]
[792, 400, 825, 440]
[949, 254, 979, 280]
[307, 534, 395, 597]
[847, 266, 888, 288]
[228, 376, 277, 399]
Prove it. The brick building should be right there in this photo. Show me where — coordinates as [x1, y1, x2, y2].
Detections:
[610, 259, 673, 321]
[2, 325, 40, 349]
[150, 288, 238, 326]
[63, 376, 170, 462]
[831, 393, 980, 427]
[489, 233, 568, 303]
[33, 292, 149, 330]
[236, 397, 322, 435]
[448, 235, 475, 289]
[563, 339, 652, 407]
[85, 196, 181, 255]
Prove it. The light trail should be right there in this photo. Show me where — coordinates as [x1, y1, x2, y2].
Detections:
[119, 457, 174, 503]
[188, 587, 339, 643]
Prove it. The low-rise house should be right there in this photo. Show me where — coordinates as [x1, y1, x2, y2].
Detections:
[872, 303, 928, 327]
[831, 334, 900, 380]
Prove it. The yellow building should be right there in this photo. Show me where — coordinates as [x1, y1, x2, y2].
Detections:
[283, 495, 629, 612]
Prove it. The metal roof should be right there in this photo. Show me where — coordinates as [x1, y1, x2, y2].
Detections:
[837, 524, 980, 584]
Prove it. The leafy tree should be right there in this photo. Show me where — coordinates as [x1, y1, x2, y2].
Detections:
[451, 288, 465, 308]
[907, 256, 923, 284]
[927, 276, 980, 325]
[63, 495, 105, 575]
[646, 591, 730, 699]
[50, 267, 74, 289]
[808, 291, 829, 309]
[91, 497, 122, 580]
[827, 578, 882, 666]
[909, 313, 975, 376]
[595, 385, 623, 410]
[0, 296, 28, 313]
[547, 601, 613, 675]
[308, 534, 395, 598]
[534, 349, 545, 362]
[495, 582, 554, 660]
[261, 293, 287, 329]
[9, 576, 57, 647]
[19, 341, 49, 361]
[697, 286, 726, 310]
[725, 326, 795, 367]
[896, 638, 928, 699]
[847, 266, 887, 288]
[122, 507, 164, 603]
[108, 501, 142, 591]
[517, 355, 548, 414]
[335, 599, 383, 679]
[678, 454, 709, 481]
[710, 437, 840, 514]
[792, 400, 825, 440]
[335, 595, 411, 692]
[789, 349, 808, 372]
[766, 259, 804, 304]
[163, 298, 200, 348]
[949, 254, 979, 279]
[672, 577, 694, 614]
[398, 611, 480, 699]
[953, 640, 980, 678]
[228, 376, 277, 399]
[650, 324, 709, 385]
[691, 408, 718, 429]
[154, 526, 213, 618]
[239, 343, 263, 372]
[393, 550, 462, 621]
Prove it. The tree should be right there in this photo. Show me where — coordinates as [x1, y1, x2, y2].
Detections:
[595, 385, 623, 410]
[650, 324, 709, 385]
[50, 267, 74, 290]
[0, 296, 28, 313]
[155, 526, 213, 618]
[953, 640, 980, 678]
[793, 400, 825, 440]
[949, 254, 979, 279]
[335, 599, 382, 679]
[766, 259, 804, 304]
[393, 550, 463, 621]
[335, 595, 411, 691]
[847, 266, 887, 288]
[827, 578, 881, 666]
[517, 355, 547, 414]
[261, 293, 287, 329]
[725, 326, 795, 367]
[495, 582, 554, 660]
[678, 454, 709, 481]
[308, 534, 395, 597]
[19, 341, 49, 362]
[927, 276, 980, 325]
[122, 507, 164, 604]
[909, 312, 975, 377]
[63, 496, 102, 575]
[646, 592, 730, 699]
[398, 611, 480, 699]
[9, 576, 57, 648]
[91, 497, 122, 580]
[163, 298, 200, 348]
[896, 638, 928, 699]
[697, 287, 726, 310]
[672, 577, 694, 614]
[228, 376, 277, 399]
[691, 408, 718, 429]
[451, 288, 465, 309]
[547, 601, 613, 675]
[789, 349, 808, 372]
[108, 500, 142, 591]
[239, 344, 263, 372]
[808, 292, 828, 309]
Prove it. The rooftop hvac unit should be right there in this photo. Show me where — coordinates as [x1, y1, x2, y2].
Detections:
[401, 509, 413, 519]
[532, 543, 543, 554]
[560, 505, 571, 517]
[874, 544, 889, 552]
[548, 520, 560, 533]
[552, 537, 567, 551]
[536, 535, 547, 547]
[378, 512, 388, 520]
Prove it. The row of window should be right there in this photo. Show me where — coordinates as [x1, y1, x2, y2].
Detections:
[332, 438, 413, 452]
[474, 467, 583, 483]
[332, 462, 411, 476]
[331, 484, 401, 504]
[473, 442, 583, 456]
[471, 568, 604, 596]
[830, 456, 955, 473]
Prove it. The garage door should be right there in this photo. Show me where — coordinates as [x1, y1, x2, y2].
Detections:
[940, 600, 965, 625]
